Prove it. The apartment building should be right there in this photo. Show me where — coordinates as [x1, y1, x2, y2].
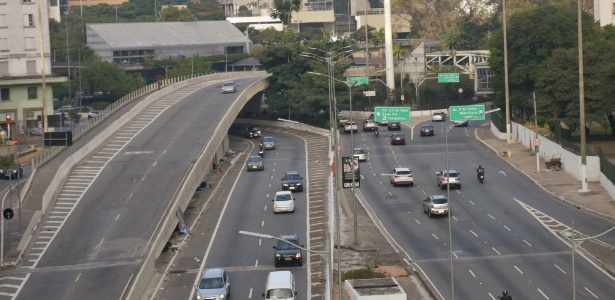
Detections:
[594, 0, 615, 26]
[0, 0, 66, 143]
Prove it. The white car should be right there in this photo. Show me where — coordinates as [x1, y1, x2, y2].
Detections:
[343, 122, 358, 133]
[272, 191, 295, 213]
[390, 167, 414, 186]
[436, 169, 461, 189]
[432, 112, 446, 122]
[353, 148, 366, 162]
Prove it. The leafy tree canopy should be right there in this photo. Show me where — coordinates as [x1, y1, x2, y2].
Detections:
[157, 6, 198, 21]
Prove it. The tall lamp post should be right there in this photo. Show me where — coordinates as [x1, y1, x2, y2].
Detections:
[239, 230, 333, 300]
[569, 224, 614, 300]
[445, 108, 500, 300]
[78, 45, 88, 108]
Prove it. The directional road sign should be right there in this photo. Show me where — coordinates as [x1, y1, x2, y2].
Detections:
[449, 104, 486, 121]
[374, 106, 411, 122]
[346, 76, 369, 86]
[438, 73, 459, 83]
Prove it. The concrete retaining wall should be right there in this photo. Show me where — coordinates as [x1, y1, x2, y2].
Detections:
[234, 118, 331, 137]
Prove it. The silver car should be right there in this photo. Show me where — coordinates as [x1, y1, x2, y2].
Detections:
[436, 169, 461, 189]
[353, 148, 366, 162]
[423, 195, 449, 218]
[221, 80, 237, 93]
[196, 268, 230, 300]
[262, 136, 276, 149]
[390, 167, 414, 186]
[246, 155, 264, 171]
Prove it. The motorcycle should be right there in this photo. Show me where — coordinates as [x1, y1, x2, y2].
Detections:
[476, 168, 485, 183]
[258, 147, 265, 157]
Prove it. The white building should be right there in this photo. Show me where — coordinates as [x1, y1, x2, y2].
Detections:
[594, 0, 615, 26]
[0, 0, 66, 143]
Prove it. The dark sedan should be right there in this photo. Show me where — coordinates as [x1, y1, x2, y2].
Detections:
[387, 122, 402, 131]
[419, 124, 435, 136]
[0, 164, 23, 179]
[390, 133, 406, 145]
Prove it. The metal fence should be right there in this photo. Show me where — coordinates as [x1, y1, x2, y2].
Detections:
[597, 147, 615, 185]
[491, 111, 506, 132]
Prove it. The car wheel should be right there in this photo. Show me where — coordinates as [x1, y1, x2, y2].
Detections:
[428, 210, 433, 218]
[393, 182, 397, 187]
[274, 260, 279, 268]
[410, 182, 414, 186]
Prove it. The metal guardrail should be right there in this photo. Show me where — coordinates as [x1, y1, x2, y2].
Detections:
[29, 72, 218, 169]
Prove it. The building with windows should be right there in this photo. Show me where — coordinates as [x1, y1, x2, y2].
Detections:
[0, 0, 67, 143]
[86, 21, 252, 65]
[594, 0, 615, 26]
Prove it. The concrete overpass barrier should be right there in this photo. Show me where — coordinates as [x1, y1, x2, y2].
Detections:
[125, 74, 271, 300]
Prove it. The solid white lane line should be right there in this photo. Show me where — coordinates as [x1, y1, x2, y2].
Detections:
[469, 230, 478, 237]
[492, 247, 501, 255]
[504, 225, 511, 231]
[523, 240, 532, 246]
[514, 265, 523, 274]
[584, 287, 598, 298]
[468, 270, 476, 277]
[432, 234, 438, 240]
[487, 214, 495, 220]
[537, 288, 549, 299]
[554, 264, 566, 273]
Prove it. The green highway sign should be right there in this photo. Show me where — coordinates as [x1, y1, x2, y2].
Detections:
[347, 76, 369, 86]
[438, 73, 459, 83]
[374, 106, 411, 122]
[449, 104, 486, 121]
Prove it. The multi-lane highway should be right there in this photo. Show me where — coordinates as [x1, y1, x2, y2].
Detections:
[9, 75, 274, 299]
[340, 118, 615, 299]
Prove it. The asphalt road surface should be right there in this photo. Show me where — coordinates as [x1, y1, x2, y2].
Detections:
[13, 76, 268, 300]
[339, 119, 615, 299]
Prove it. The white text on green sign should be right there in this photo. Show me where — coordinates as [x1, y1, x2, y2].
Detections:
[438, 73, 460, 83]
[346, 77, 368, 86]
[374, 106, 411, 122]
[449, 104, 486, 121]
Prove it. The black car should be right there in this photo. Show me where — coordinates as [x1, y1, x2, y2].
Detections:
[419, 124, 435, 136]
[390, 133, 406, 145]
[273, 234, 304, 267]
[281, 171, 303, 192]
[245, 126, 262, 138]
[387, 122, 401, 131]
[0, 164, 23, 180]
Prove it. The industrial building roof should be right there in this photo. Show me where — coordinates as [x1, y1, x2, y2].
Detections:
[86, 21, 247, 49]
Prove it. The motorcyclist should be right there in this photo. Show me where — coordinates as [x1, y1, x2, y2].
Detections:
[374, 127, 379, 138]
[476, 165, 485, 175]
[258, 143, 265, 157]
[499, 290, 512, 300]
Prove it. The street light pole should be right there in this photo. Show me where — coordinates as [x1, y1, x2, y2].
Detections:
[239, 230, 333, 300]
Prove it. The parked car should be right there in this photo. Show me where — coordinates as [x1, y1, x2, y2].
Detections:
[389, 167, 414, 186]
[0, 164, 23, 180]
[88, 110, 102, 119]
[246, 155, 264, 171]
[432, 112, 446, 122]
[262, 136, 276, 149]
[419, 124, 435, 136]
[362, 119, 377, 131]
[436, 169, 461, 189]
[281, 171, 303, 192]
[423, 195, 449, 218]
[245, 126, 262, 138]
[353, 148, 366, 162]
[196, 268, 230, 300]
[390, 133, 406, 145]
[387, 122, 402, 131]
[343, 121, 358, 133]
[272, 191, 295, 213]
[221, 80, 237, 93]
[57, 105, 74, 112]
[273, 234, 303, 267]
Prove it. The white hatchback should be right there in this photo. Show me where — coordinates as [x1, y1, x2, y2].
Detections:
[272, 191, 295, 213]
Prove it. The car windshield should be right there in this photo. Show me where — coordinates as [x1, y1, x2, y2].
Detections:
[264, 137, 274, 142]
[432, 198, 448, 204]
[284, 174, 301, 181]
[199, 277, 224, 289]
[266, 288, 293, 299]
[275, 194, 292, 201]
[223, 82, 234, 87]
[396, 170, 411, 175]
[277, 240, 299, 250]
[248, 157, 261, 162]
[250, 127, 259, 131]
[353, 150, 363, 154]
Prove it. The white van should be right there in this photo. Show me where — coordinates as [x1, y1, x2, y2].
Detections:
[262, 271, 296, 300]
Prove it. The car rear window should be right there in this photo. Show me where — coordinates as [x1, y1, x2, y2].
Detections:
[264, 137, 274, 142]
[285, 174, 301, 180]
[444, 172, 459, 177]
[433, 199, 448, 204]
[397, 171, 411, 175]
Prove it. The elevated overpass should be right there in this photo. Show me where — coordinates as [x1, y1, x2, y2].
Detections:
[8, 71, 271, 300]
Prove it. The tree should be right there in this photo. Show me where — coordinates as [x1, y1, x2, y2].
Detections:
[251, 27, 285, 46]
[157, 6, 197, 21]
[268, 0, 302, 29]
[167, 55, 214, 77]
[81, 60, 145, 98]
[237, 5, 253, 17]
[487, 4, 596, 118]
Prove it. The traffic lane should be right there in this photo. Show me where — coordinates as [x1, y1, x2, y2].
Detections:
[200, 132, 308, 299]
[35, 83, 230, 267]
[16, 264, 135, 300]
